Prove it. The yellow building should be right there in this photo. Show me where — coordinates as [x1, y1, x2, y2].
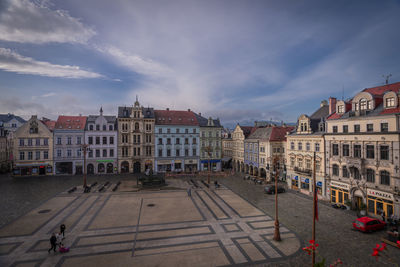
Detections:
[325, 82, 400, 217]
[286, 101, 328, 198]
[232, 124, 254, 173]
[12, 115, 54, 176]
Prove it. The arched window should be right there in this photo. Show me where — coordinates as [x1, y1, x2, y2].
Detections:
[366, 169, 375, 183]
[380, 171, 390, 185]
[332, 164, 339, 176]
[360, 98, 367, 110]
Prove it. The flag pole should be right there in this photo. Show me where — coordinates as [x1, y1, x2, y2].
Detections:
[312, 151, 317, 266]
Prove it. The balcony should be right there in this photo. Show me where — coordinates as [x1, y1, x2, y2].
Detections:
[294, 167, 312, 176]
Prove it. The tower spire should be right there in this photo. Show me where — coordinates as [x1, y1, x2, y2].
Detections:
[100, 106, 103, 116]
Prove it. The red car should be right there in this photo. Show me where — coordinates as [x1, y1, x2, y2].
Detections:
[353, 217, 386, 233]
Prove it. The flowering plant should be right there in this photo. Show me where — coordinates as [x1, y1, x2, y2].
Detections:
[302, 240, 342, 267]
[371, 241, 400, 266]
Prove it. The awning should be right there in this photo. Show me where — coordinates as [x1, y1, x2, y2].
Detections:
[201, 159, 221, 164]
[222, 157, 231, 162]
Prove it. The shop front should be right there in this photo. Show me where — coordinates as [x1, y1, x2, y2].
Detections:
[156, 160, 172, 173]
[95, 159, 116, 174]
[201, 159, 221, 171]
[330, 181, 350, 205]
[55, 162, 73, 175]
[316, 181, 323, 195]
[367, 189, 394, 217]
[291, 175, 299, 189]
[13, 163, 53, 176]
[300, 177, 310, 193]
[174, 160, 182, 172]
[184, 159, 198, 173]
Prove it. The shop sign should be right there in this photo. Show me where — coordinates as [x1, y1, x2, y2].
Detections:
[96, 159, 114, 163]
[330, 181, 350, 190]
[301, 177, 310, 182]
[317, 181, 323, 187]
[293, 175, 298, 181]
[174, 160, 182, 163]
[157, 160, 172, 164]
[367, 189, 394, 201]
[185, 159, 197, 164]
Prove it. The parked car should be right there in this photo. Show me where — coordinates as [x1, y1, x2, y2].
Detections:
[352, 217, 386, 233]
[264, 185, 285, 194]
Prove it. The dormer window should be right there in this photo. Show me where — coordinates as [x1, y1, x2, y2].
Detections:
[386, 97, 395, 108]
[337, 105, 344, 113]
[360, 98, 367, 110]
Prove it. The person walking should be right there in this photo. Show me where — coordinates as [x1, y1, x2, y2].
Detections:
[187, 187, 192, 197]
[48, 233, 57, 253]
[60, 224, 66, 238]
[56, 232, 63, 247]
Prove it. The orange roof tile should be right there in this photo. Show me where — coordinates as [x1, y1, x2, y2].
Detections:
[55, 116, 87, 130]
[154, 110, 199, 126]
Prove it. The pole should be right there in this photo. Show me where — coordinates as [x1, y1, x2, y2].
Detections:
[82, 144, 88, 188]
[273, 156, 281, 241]
[312, 152, 316, 266]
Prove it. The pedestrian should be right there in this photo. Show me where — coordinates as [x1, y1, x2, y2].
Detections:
[60, 224, 66, 238]
[56, 232, 63, 247]
[48, 233, 57, 253]
[381, 211, 386, 222]
[187, 187, 192, 197]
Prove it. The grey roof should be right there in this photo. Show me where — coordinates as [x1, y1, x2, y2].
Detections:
[310, 105, 329, 119]
[86, 115, 116, 123]
[118, 106, 155, 118]
[246, 127, 272, 142]
[193, 113, 222, 127]
[0, 114, 26, 123]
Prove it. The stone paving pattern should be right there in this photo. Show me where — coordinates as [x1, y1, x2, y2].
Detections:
[0, 175, 301, 267]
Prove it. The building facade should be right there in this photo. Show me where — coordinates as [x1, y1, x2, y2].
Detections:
[54, 116, 87, 175]
[232, 124, 254, 173]
[222, 135, 234, 169]
[286, 101, 328, 198]
[154, 109, 200, 173]
[85, 108, 118, 174]
[195, 114, 223, 171]
[117, 99, 155, 173]
[0, 129, 7, 173]
[12, 115, 53, 176]
[325, 82, 400, 217]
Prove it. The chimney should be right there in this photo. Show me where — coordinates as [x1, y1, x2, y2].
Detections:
[199, 113, 201, 116]
[166, 108, 169, 111]
[320, 100, 328, 107]
[188, 109, 191, 112]
[329, 97, 337, 114]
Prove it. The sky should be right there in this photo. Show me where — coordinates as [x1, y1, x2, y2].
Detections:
[0, 0, 400, 129]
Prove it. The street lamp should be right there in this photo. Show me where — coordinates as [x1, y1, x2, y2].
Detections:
[273, 156, 281, 241]
[205, 146, 212, 185]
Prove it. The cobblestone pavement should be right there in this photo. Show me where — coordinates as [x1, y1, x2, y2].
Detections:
[211, 174, 400, 267]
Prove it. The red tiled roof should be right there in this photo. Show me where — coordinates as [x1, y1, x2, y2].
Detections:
[363, 82, 400, 96]
[379, 107, 400, 115]
[154, 110, 199, 126]
[41, 120, 56, 131]
[270, 126, 294, 142]
[327, 112, 343, 120]
[240, 126, 256, 138]
[55, 116, 87, 130]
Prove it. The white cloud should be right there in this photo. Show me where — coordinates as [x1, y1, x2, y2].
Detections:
[0, 48, 104, 78]
[0, 0, 95, 44]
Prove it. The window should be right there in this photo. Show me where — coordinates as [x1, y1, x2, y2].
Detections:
[77, 149, 81, 157]
[208, 131, 212, 137]
[159, 128, 162, 134]
[366, 145, 374, 159]
[380, 171, 390, 185]
[353, 145, 361, 158]
[110, 149, 114, 157]
[44, 139, 48, 146]
[185, 138, 189, 145]
[66, 137, 71, 145]
[185, 129, 189, 134]
[352, 168, 361, 180]
[96, 149, 100, 157]
[158, 149, 163, 157]
[89, 125, 94, 131]
[193, 138, 197, 144]
[315, 143, 320, 152]
[386, 97, 395, 108]
[298, 142, 302, 150]
[366, 169, 375, 183]
[185, 149, 189, 156]
[109, 125, 113, 131]
[28, 139, 32, 146]
[367, 124, 373, 132]
[176, 138, 180, 144]
[297, 158, 303, 168]
[103, 149, 107, 157]
[380, 145, 389, 160]
[342, 144, 349, 157]
[102, 125, 106, 131]
[96, 137, 100, 145]
[110, 136, 114, 144]
[306, 159, 311, 169]
[192, 148, 197, 156]
[332, 144, 339, 156]
[343, 125, 348, 133]
[176, 149, 180, 156]
[35, 151, 40, 160]
[381, 123, 388, 132]
[193, 129, 196, 134]
[316, 160, 320, 171]
[290, 158, 295, 167]
[167, 138, 171, 145]
[44, 151, 48, 159]
[332, 164, 339, 176]
[176, 128, 180, 133]
[35, 138, 40, 146]
[103, 137, 107, 145]
[360, 99, 367, 110]
[19, 139, 24, 146]
[135, 123, 139, 131]
[158, 138, 163, 145]
[96, 125, 100, 131]
[167, 149, 171, 157]
[167, 128, 171, 134]
[342, 166, 349, 178]
[28, 151, 33, 160]
[77, 136, 81, 145]
[354, 125, 360, 133]
[337, 105, 344, 113]
[290, 142, 294, 150]
[89, 150, 93, 158]
[88, 137, 93, 145]
[19, 151, 24, 160]
[306, 143, 310, 151]
[57, 149, 61, 157]
[333, 126, 338, 133]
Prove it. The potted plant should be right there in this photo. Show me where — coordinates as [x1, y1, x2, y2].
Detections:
[344, 199, 352, 210]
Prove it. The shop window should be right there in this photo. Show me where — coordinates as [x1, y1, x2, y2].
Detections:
[366, 145, 374, 159]
[366, 169, 375, 183]
[301, 180, 309, 190]
[380, 171, 390, 185]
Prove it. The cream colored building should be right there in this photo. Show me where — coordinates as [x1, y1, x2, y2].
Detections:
[12, 115, 54, 176]
[232, 124, 254, 173]
[286, 101, 329, 198]
[117, 98, 155, 173]
[325, 82, 400, 217]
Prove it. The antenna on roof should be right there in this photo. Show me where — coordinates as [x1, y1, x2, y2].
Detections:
[342, 85, 344, 100]
[382, 74, 392, 85]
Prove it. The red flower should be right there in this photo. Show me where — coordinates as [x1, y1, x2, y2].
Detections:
[337, 259, 342, 264]
[397, 241, 400, 248]
[378, 243, 386, 251]
[371, 248, 380, 259]
[309, 240, 315, 244]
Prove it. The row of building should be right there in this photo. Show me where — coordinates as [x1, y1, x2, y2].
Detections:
[222, 81, 400, 218]
[0, 98, 223, 176]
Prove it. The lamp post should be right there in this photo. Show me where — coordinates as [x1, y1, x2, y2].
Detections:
[205, 146, 212, 185]
[273, 156, 281, 241]
[80, 144, 90, 188]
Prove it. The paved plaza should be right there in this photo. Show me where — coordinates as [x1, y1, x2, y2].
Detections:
[0, 177, 301, 267]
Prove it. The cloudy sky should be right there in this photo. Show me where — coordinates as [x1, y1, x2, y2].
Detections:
[0, 0, 399, 128]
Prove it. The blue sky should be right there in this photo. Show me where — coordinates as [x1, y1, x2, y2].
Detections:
[0, 0, 399, 128]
